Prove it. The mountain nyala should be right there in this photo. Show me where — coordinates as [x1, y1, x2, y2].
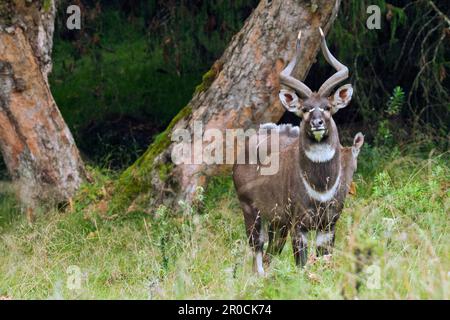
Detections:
[233, 28, 364, 275]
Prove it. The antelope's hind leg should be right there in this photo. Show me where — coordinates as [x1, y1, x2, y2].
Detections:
[241, 203, 265, 276]
[291, 224, 308, 267]
[316, 227, 336, 256]
[265, 222, 289, 262]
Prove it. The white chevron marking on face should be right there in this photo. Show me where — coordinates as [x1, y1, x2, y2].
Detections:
[301, 169, 341, 203]
[304, 144, 335, 163]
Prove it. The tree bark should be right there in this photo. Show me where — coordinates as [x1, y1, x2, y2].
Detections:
[117, 0, 341, 211]
[0, 0, 86, 207]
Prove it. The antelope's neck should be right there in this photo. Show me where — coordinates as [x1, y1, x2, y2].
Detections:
[299, 122, 341, 195]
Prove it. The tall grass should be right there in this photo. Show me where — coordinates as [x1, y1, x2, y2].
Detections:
[0, 145, 448, 299]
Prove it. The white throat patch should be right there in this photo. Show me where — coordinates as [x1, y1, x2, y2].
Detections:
[301, 169, 341, 203]
[304, 144, 336, 163]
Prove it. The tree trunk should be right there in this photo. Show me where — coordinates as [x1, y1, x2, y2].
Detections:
[0, 0, 86, 207]
[117, 0, 341, 211]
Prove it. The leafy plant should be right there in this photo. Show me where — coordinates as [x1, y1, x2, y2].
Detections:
[386, 86, 405, 116]
[375, 119, 393, 146]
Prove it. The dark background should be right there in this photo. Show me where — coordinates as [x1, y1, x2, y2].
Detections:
[1, 0, 449, 173]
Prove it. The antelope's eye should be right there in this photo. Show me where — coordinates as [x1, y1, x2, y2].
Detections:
[325, 105, 331, 111]
[302, 107, 309, 113]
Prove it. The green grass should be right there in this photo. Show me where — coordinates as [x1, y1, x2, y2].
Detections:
[0, 144, 448, 299]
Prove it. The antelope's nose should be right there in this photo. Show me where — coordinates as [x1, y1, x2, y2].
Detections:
[311, 118, 324, 128]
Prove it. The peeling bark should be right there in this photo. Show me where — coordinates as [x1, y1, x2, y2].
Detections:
[118, 0, 341, 211]
[0, 0, 86, 207]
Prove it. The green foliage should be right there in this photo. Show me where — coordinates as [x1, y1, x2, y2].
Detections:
[194, 67, 219, 94]
[374, 86, 405, 145]
[322, 0, 449, 129]
[375, 120, 393, 146]
[386, 3, 407, 43]
[50, 1, 257, 167]
[386, 86, 405, 116]
[0, 144, 448, 299]
[45, 0, 449, 171]
[43, 0, 52, 12]
[0, 190, 20, 233]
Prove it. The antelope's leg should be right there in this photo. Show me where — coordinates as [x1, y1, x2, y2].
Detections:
[266, 222, 289, 258]
[291, 225, 308, 267]
[316, 227, 336, 256]
[242, 203, 265, 276]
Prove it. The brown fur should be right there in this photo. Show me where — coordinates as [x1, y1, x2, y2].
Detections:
[233, 116, 363, 269]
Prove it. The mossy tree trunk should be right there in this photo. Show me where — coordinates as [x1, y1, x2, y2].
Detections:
[0, 0, 86, 207]
[117, 0, 341, 211]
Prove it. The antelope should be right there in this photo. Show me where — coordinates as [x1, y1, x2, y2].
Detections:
[232, 28, 364, 275]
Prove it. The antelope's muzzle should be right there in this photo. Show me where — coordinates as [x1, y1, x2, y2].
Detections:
[310, 117, 327, 142]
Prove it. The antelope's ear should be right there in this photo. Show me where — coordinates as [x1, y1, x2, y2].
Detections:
[279, 89, 302, 116]
[330, 84, 353, 114]
[352, 132, 364, 158]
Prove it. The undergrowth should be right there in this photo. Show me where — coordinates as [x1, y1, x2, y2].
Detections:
[0, 143, 448, 299]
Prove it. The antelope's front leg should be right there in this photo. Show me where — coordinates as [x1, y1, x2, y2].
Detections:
[242, 204, 265, 276]
[291, 225, 308, 267]
[316, 227, 336, 256]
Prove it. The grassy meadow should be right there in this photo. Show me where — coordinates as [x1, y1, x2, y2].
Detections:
[0, 142, 448, 299]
